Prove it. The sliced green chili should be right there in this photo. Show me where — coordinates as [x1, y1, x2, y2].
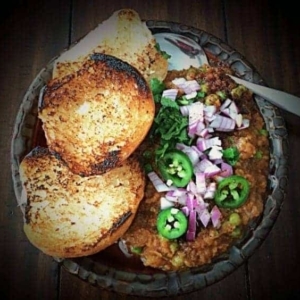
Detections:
[214, 175, 250, 208]
[157, 149, 193, 187]
[157, 207, 188, 239]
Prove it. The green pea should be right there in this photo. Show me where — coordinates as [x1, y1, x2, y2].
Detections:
[229, 212, 242, 226]
[130, 246, 143, 254]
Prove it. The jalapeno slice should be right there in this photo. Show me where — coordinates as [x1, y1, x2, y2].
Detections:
[157, 207, 188, 239]
[157, 149, 193, 188]
[214, 175, 250, 208]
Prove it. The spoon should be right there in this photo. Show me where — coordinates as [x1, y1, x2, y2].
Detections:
[154, 33, 300, 117]
[227, 75, 300, 117]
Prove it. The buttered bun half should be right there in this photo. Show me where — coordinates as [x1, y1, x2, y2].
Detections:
[53, 8, 168, 83]
[39, 54, 155, 176]
[19, 147, 145, 258]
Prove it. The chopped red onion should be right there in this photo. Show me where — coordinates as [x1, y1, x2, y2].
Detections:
[188, 121, 198, 138]
[185, 91, 197, 99]
[197, 136, 221, 152]
[195, 195, 208, 210]
[229, 101, 239, 114]
[181, 80, 201, 94]
[210, 115, 236, 132]
[160, 196, 175, 210]
[175, 143, 200, 165]
[186, 192, 195, 211]
[204, 105, 218, 116]
[189, 210, 197, 232]
[199, 209, 211, 227]
[195, 172, 206, 194]
[210, 205, 222, 228]
[162, 88, 178, 101]
[186, 230, 196, 241]
[219, 98, 232, 111]
[188, 102, 204, 125]
[235, 113, 243, 127]
[186, 210, 197, 241]
[191, 145, 205, 158]
[194, 158, 213, 173]
[147, 171, 172, 192]
[237, 118, 250, 130]
[204, 182, 216, 199]
[180, 105, 189, 116]
[208, 145, 223, 160]
[220, 162, 233, 177]
[198, 127, 209, 138]
[203, 164, 221, 178]
[181, 206, 189, 216]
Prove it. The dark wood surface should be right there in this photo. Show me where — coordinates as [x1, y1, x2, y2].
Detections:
[1, 1, 300, 299]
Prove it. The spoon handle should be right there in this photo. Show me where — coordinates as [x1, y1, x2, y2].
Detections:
[228, 75, 300, 117]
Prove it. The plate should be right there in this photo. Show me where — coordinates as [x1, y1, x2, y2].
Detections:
[10, 20, 289, 297]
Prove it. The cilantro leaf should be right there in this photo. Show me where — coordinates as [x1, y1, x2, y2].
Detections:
[222, 146, 240, 166]
[150, 78, 165, 103]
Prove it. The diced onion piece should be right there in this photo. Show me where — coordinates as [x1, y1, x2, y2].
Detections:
[229, 101, 239, 114]
[188, 102, 204, 125]
[162, 88, 178, 101]
[194, 158, 213, 173]
[199, 209, 210, 227]
[186, 230, 196, 241]
[210, 115, 235, 132]
[186, 210, 197, 241]
[189, 210, 197, 232]
[208, 145, 223, 160]
[185, 91, 197, 99]
[147, 171, 171, 192]
[204, 164, 221, 178]
[204, 182, 216, 199]
[180, 105, 189, 116]
[204, 105, 217, 117]
[235, 113, 243, 127]
[181, 206, 189, 216]
[237, 118, 250, 130]
[195, 172, 206, 194]
[210, 205, 222, 228]
[197, 136, 221, 152]
[219, 98, 232, 111]
[220, 162, 233, 177]
[160, 197, 175, 210]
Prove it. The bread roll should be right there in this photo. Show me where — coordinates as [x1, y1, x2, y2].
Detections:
[39, 54, 154, 176]
[19, 147, 145, 258]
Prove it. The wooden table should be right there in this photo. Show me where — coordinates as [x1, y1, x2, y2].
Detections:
[1, 1, 300, 299]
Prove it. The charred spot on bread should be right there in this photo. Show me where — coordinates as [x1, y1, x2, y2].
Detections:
[110, 211, 132, 232]
[91, 53, 149, 93]
[90, 150, 120, 175]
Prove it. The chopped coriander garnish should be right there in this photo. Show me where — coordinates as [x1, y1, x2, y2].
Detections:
[150, 78, 166, 102]
[222, 146, 240, 166]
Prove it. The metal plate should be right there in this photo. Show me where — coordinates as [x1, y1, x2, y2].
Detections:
[10, 20, 289, 297]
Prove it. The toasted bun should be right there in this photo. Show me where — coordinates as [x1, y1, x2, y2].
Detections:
[39, 53, 154, 176]
[19, 147, 145, 258]
[52, 9, 168, 83]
